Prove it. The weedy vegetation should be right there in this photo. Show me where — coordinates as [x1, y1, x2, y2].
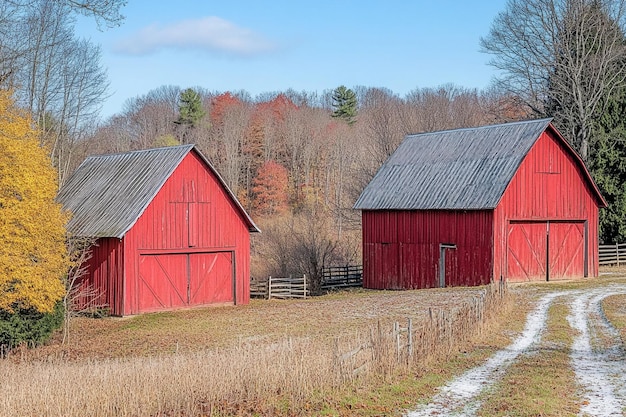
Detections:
[1, 281, 514, 416]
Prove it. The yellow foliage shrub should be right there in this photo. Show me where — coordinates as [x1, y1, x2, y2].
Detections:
[0, 90, 68, 313]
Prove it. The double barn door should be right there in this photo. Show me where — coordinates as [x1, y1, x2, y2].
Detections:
[137, 252, 234, 313]
[507, 221, 587, 281]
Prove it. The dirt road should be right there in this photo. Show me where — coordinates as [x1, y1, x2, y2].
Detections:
[406, 285, 626, 417]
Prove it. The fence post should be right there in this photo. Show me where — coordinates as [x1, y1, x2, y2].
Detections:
[268, 276, 272, 300]
[394, 321, 401, 361]
[303, 274, 307, 299]
[617, 243, 621, 266]
[265, 278, 269, 299]
[407, 318, 413, 359]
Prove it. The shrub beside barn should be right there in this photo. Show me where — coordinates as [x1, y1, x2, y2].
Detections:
[57, 145, 259, 316]
[354, 119, 606, 289]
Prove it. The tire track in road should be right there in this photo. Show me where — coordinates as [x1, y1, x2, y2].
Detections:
[406, 291, 565, 417]
[406, 286, 626, 417]
[567, 288, 626, 417]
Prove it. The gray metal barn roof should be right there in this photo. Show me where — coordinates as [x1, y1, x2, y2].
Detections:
[353, 118, 553, 210]
[57, 145, 259, 238]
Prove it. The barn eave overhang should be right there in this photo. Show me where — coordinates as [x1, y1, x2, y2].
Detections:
[357, 206, 496, 212]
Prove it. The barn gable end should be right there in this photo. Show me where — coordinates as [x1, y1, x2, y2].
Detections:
[58, 145, 258, 316]
[356, 119, 605, 289]
[494, 126, 604, 282]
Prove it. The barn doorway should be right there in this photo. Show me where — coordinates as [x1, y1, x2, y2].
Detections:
[438, 243, 457, 288]
[137, 251, 235, 313]
[506, 220, 587, 281]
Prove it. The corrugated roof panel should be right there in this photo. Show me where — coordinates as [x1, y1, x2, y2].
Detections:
[57, 145, 194, 238]
[353, 118, 552, 210]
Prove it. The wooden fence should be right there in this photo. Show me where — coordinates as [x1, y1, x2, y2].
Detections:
[599, 243, 626, 266]
[250, 275, 308, 299]
[251, 265, 362, 299]
[333, 278, 509, 380]
[321, 265, 363, 291]
[249, 278, 269, 298]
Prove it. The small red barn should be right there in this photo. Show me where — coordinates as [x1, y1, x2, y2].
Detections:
[354, 119, 606, 289]
[57, 145, 259, 315]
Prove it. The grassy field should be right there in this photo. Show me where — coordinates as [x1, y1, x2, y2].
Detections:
[4, 271, 626, 416]
[17, 286, 498, 361]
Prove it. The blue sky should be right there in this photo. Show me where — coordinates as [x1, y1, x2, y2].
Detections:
[76, 0, 509, 119]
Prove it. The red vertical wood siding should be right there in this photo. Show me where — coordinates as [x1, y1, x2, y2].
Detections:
[189, 252, 234, 304]
[362, 126, 603, 289]
[548, 222, 585, 278]
[78, 237, 124, 314]
[362, 210, 493, 289]
[494, 129, 601, 281]
[506, 222, 548, 280]
[137, 254, 188, 312]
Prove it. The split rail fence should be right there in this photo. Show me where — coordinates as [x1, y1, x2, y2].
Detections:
[599, 243, 626, 266]
[250, 275, 308, 299]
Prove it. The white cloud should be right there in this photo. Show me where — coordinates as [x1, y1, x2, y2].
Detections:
[114, 16, 277, 57]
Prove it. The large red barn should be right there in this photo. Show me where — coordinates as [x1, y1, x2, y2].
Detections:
[57, 145, 259, 316]
[353, 119, 606, 289]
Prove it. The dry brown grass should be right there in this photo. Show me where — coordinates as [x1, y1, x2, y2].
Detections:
[15, 286, 491, 361]
[0, 283, 513, 416]
[2, 338, 338, 416]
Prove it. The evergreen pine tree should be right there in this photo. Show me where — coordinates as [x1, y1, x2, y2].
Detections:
[175, 88, 206, 143]
[589, 85, 626, 243]
[177, 89, 205, 126]
[331, 85, 357, 125]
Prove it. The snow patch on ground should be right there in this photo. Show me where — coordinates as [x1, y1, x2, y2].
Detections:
[406, 285, 626, 417]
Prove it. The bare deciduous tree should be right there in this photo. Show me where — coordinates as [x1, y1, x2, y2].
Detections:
[253, 210, 358, 294]
[63, 235, 96, 344]
[216, 102, 251, 193]
[358, 87, 406, 168]
[7, 0, 126, 28]
[481, 0, 626, 161]
[3, 0, 111, 183]
[405, 84, 487, 132]
[64, 0, 126, 28]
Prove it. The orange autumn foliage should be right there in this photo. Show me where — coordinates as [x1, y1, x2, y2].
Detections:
[254, 94, 298, 122]
[252, 160, 289, 217]
[209, 92, 242, 127]
[0, 90, 69, 313]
